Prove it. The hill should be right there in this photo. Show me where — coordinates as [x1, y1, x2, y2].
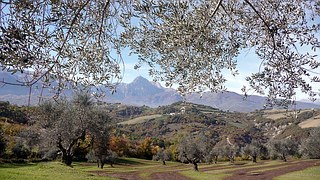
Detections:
[1, 73, 320, 112]
[113, 101, 320, 147]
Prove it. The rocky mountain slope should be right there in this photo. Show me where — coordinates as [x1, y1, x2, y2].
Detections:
[1, 74, 319, 112]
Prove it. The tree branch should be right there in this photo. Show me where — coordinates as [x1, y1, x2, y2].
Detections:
[243, 0, 277, 74]
[205, 0, 223, 28]
[98, 0, 110, 44]
[1, 0, 91, 89]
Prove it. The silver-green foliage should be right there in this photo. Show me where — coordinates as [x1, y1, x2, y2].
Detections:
[301, 127, 320, 159]
[121, 0, 320, 105]
[0, 0, 125, 93]
[268, 138, 299, 162]
[36, 92, 112, 165]
[1, 0, 320, 105]
[178, 134, 211, 170]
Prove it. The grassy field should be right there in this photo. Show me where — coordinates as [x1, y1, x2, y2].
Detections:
[275, 166, 320, 180]
[0, 161, 116, 180]
[299, 115, 320, 128]
[263, 109, 312, 120]
[117, 114, 163, 125]
[0, 158, 319, 180]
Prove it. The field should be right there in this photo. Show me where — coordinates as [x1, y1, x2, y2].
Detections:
[299, 115, 320, 128]
[262, 109, 312, 120]
[117, 114, 163, 125]
[1, 158, 319, 180]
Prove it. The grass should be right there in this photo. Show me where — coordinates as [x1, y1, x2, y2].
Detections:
[205, 160, 284, 173]
[117, 114, 162, 125]
[0, 158, 318, 180]
[0, 161, 117, 180]
[249, 164, 292, 173]
[299, 114, 320, 128]
[180, 170, 228, 180]
[274, 166, 320, 180]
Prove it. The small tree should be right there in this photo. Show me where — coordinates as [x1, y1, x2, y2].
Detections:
[36, 93, 97, 166]
[89, 109, 113, 169]
[211, 145, 225, 164]
[178, 134, 211, 171]
[300, 128, 320, 159]
[155, 148, 171, 165]
[0, 129, 6, 156]
[242, 140, 262, 163]
[269, 138, 299, 162]
[220, 145, 237, 163]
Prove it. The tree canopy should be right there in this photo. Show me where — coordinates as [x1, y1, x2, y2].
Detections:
[35, 92, 113, 165]
[1, 0, 320, 105]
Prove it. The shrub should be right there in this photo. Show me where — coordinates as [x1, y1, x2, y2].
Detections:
[12, 143, 31, 159]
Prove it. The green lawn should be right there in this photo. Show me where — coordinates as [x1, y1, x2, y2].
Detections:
[0, 159, 319, 180]
[0, 161, 116, 180]
[275, 166, 320, 180]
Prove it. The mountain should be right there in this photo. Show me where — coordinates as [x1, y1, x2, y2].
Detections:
[186, 91, 319, 112]
[102, 76, 183, 107]
[1, 74, 320, 112]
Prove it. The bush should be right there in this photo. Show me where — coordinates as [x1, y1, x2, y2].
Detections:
[0, 129, 6, 156]
[85, 150, 97, 163]
[86, 150, 118, 167]
[12, 143, 31, 159]
[41, 148, 59, 161]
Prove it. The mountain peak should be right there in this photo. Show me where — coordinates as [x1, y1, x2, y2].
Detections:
[131, 76, 150, 84]
[126, 76, 164, 97]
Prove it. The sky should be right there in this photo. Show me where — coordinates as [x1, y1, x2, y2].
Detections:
[120, 47, 318, 101]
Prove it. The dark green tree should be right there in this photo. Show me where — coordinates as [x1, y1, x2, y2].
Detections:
[0, 129, 7, 156]
[300, 128, 320, 159]
[242, 140, 262, 163]
[178, 134, 212, 171]
[269, 138, 299, 162]
[36, 92, 110, 166]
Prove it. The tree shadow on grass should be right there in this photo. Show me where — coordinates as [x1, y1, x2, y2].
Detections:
[116, 158, 145, 165]
[0, 162, 36, 168]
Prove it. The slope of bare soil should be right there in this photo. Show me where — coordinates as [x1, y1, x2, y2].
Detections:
[224, 160, 320, 180]
[89, 160, 320, 180]
[91, 171, 142, 180]
[151, 171, 192, 180]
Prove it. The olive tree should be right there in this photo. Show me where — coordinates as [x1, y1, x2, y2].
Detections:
[178, 133, 212, 171]
[211, 145, 225, 164]
[300, 127, 320, 159]
[268, 138, 299, 162]
[36, 92, 110, 166]
[154, 148, 171, 165]
[220, 145, 237, 163]
[0, 0, 125, 95]
[121, 0, 320, 105]
[1, 0, 320, 104]
[89, 108, 114, 169]
[242, 140, 263, 163]
[0, 129, 6, 156]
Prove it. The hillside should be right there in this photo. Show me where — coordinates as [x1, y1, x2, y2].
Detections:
[113, 102, 320, 147]
[1, 74, 320, 112]
[1, 100, 320, 166]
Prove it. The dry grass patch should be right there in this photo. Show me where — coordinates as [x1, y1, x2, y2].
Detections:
[299, 115, 320, 128]
[117, 114, 162, 125]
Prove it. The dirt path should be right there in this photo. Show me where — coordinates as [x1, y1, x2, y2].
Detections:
[200, 161, 265, 172]
[224, 160, 320, 180]
[91, 171, 142, 180]
[89, 160, 320, 180]
[151, 171, 192, 180]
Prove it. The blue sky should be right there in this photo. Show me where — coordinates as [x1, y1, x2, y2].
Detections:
[121, 46, 319, 101]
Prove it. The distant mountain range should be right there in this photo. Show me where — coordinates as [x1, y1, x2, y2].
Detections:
[0, 73, 319, 112]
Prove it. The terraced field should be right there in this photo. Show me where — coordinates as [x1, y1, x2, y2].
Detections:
[117, 114, 163, 125]
[1, 158, 319, 180]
